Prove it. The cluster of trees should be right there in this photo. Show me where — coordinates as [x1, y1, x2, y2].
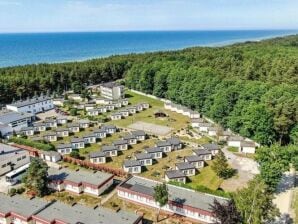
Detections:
[211, 150, 236, 179]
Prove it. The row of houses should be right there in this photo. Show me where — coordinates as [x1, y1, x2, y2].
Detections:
[0, 193, 142, 224]
[117, 175, 228, 224]
[110, 102, 150, 120]
[89, 130, 147, 165]
[164, 101, 201, 119]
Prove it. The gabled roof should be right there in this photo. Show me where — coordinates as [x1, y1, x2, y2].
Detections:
[33, 122, 46, 127]
[93, 128, 106, 133]
[193, 149, 212, 156]
[167, 137, 181, 145]
[20, 126, 34, 131]
[67, 123, 80, 127]
[101, 81, 122, 88]
[55, 127, 69, 132]
[131, 130, 146, 136]
[7, 96, 52, 108]
[144, 147, 163, 153]
[240, 141, 255, 147]
[89, 151, 106, 158]
[135, 153, 152, 160]
[165, 170, 186, 179]
[83, 133, 97, 138]
[0, 110, 34, 125]
[78, 119, 90, 124]
[156, 140, 171, 147]
[56, 143, 72, 149]
[102, 145, 118, 152]
[202, 143, 219, 151]
[185, 155, 203, 162]
[102, 124, 116, 129]
[228, 136, 245, 141]
[123, 134, 137, 140]
[43, 131, 56, 136]
[113, 139, 128, 145]
[71, 138, 85, 143]
[176, 162, 195, 170]
[123, 160, 141, 167]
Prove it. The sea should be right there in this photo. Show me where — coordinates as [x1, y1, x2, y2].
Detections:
[0, 30, 297, 68]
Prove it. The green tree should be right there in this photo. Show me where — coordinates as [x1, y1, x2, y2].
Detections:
[153, 183, 169, 222]
[210, 198, 242, 224]
[69, 108, 78, 116]
[211, 150, 235, 179]
[22, 158, 49, 197]
[70, 151, 81, 159]
[234, 176, 280, 224]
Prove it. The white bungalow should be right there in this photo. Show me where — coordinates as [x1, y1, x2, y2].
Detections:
[165, 170, 186, 184]
[123, 134, 137, 145]
[102, 124, 117, 134]
[56, 116, 68, 125]
[67, 123, 80, 133]
[113, 139, 128, 151]
[102, 145, 118, 157]
[193, 149, 212, 161]
[110, 112, 122, 120]
[89, 151, 106, 164]
[56, 128, 69, 137]
[227, 136, 245, 147]
[105, 104, 115, 111]
[20, 126, 34, 136]
[39, 151, 62, 163]
[78, 119, 90, 129]
[208, 127, 218, 136]
[120, 98, 129, 106]
[93, 128, 107, 139]
[33, 122, 47, 132]
[134, 153, 153, 166]
[184, 156, 205, 169]
[197, 123, 213, 132]
[84, 104, 95, 111]
[140, 102, 150, 109]
[123, 160, 142, 173]
[71, 138, 85, 149]
[43, 132, 57, 142]
[175, 162, 196, 176]
[127, 106, 137, 114]
[135, 104, 143, 112]
[87, 109, 100, 116]
[239, 141, 256, 154]
[56, 143, 73, 155]
[44, 119, 58, 128]
[83, 133, 97, 144]
[131, 130, 146, 141]
[144, 147, 163, 159]
[119, 109, 129, 117]
[191, 118, 205, 128]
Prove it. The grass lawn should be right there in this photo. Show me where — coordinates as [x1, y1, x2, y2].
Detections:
[186, 161, 223, 191]
[44, 191, 101, 207]
[180, 136, 212, 146]
[292, 188, 298, 224]
[107, 90, 190, 132]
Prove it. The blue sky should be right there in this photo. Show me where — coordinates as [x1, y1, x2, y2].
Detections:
[0, 0, 297, 33]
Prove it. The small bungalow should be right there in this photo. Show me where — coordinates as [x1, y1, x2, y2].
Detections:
[56, 143, 73, 155]
[39, 151, 62, 163]
[87, 109, 100, 116]
[113, 102, 122, 108]
[52, 98, 65, 106]
[191, 118, 205, 128]
[71, 137, 85, 149]
[131, 130, 146, 141]
[98, 106, 107, 113]
[144, 147, 163, 159]
[102, 145, 118, 157]
[95, 97, 107, 105]
[83, 133, 97, 144]
[56, 128, 69, 137]
[202, 143, 220, 156]
[156, 141, 172, 153]
[44, 118, 57, 128]
[89, 151, 106, 164]
[123, 160, 142, 173]
[127, 106, 137, 114]
[120, 98, 129, 106]
[93, 128, 107, 139]
[110, 112, 122, 120]
[140, 102, 150, 109]
[105, 104, 115, 111]
[193, 149, 212, 161]
[20, 126, 34, 136]
[43, 132, 58, 142]
[239, 141, 256, 154]
[184, 155, 204, 169]
[78, 119, 90, 129]
[33, 122, 46, 132]
[208, 127, 218, 136]
[56, 116, 68, 125]
[197, 123, 213, 132]
[165, 170, 186, 184]
[68, 94, 83, 102]
[167, 137, 183, 150]
[175, 162, 196, 176]
[102, 124, 117, 134]
[134, 153, 153, 166]
[123, 134, 137, 145]
[119, 109, 129, 117]
[189, 111, 201, 119]
[218, 130, 232, 142]
[135, 104, 143, 112]
[67, 123, 80, 133]
[84, 104, 95, 111]
[227, 136, 245, 147]
[113, 139, 128, 151]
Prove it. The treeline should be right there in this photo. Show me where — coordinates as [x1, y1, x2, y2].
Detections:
[0, 35, 298, 145]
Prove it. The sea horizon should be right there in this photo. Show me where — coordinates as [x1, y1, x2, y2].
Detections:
[0, 29, 297, 68]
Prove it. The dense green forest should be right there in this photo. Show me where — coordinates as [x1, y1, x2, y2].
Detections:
[0, 35, 297, 145]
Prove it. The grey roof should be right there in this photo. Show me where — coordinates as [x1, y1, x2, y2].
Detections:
[123, 160, 141, 167]
[197, 123, 213, 127]
[89, 150, 106, 158]
[48, 167, 113, 186]
[167, 137, 181, 145]
[0, 143, 27, 162]
[113, 139, 128, 145]
[0, 193, 48, 218]
[228, 136, 245, 141]
[55, 127, 69, 132]
[101, 81, 122, 88]
[191, 118, 205, 123]
[202, 143, 220, 151]
[111, 112, 122, 116]
[135, 153, 152, 160]
[83, 133, 97, 138]
[165, 170, 186, 179]
[185, 155, 203, 162]
[120, 176, 228, 213]
[131, 130, 146, 136]
[123, 134, 137, 140]
[93, 128, 106, 133]
[156, 140, 171, 147]
[193, 149, 212, 156]
[40, 150, 61, 157]
[33, 122, 46, 127]
[240, 141, 255, 147]
[102, 145, 118, 152]
[102, 124, 116, 130]
[44, 118, 57, 123]
[20, 126, 34, 131]
[78, 119, 90, 124]
[144, 147, 163, 153]
[208, 127, 218, 131]
[176, 162, 195, 170]
[7, 96, 51, 108]
[56, 143, 72, 149]
[0, 110, 34, 125]
[43, 131, 56, 136]
[56, 116, 68, 120]
[71, 138, 85, 143]
[33, 201, 141, 224]
[67, 123, 80, 128]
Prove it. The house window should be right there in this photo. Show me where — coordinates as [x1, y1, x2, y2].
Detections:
[133, 167, 139, 172]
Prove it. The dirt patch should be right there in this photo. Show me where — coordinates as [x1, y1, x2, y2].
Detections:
[128, 121, 173, 136]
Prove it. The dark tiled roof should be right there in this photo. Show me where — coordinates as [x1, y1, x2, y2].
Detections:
[176, 162, 195, 170]
[165, 170, 186, 179]
[135, 153, 152, 160]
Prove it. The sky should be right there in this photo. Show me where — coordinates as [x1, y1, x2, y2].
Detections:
[0, 0, 297, 33]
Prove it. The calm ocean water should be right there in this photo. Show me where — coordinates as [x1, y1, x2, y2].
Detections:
[0, 30, 297, 68]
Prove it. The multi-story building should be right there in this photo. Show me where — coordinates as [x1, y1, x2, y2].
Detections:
[117, 176, 228, 223]
[100, 82, 125, 100]
[0, 143, 30, 176]
[6, 96, 53, 114]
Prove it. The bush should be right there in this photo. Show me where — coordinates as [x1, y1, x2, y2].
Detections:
[70, 151, 81, 159]
[69, 108, 78, 116]
[9, 137, 55, 151]
[8, 188, 17, 196]
[16, 187, 25, 194]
